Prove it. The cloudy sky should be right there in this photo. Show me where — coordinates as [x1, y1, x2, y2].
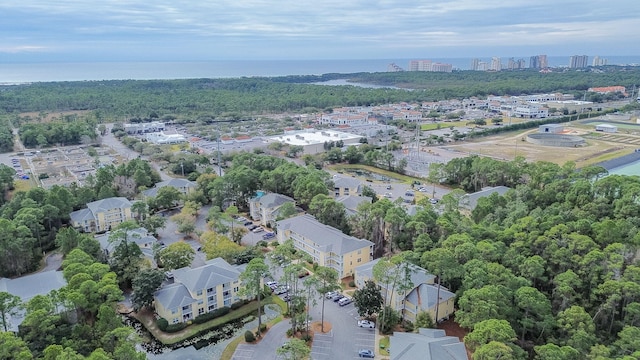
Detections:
[1, 0, 638, 62]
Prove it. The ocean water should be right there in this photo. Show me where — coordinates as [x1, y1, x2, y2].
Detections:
[1, 56, 639, 83]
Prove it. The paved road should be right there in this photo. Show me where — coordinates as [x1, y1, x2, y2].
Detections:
[101, 125, 172, 180]
[232, 321, 290, 360]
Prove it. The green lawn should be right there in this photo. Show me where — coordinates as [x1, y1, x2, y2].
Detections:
[379, 336, 390, 356]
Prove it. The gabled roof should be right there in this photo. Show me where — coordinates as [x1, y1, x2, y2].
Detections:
[461, 186, 511, 210]
[332, 175, 362, 189]
[277, 214, 373, 255]
[154, 283, 197, 310]
[0, 271, 67, 332]
[355, 258, 435, 289]
[390, 328, 469, 360]
[142, 178, 196, 197]
[95, 227, 156, 253]
[174, 257, 240, 293]
[87, 197, 132, 213]
[69, 208, 94, 223]
[259, 193, 294, 209]
[405, 284, 456, 310]
[336, 195, 371, 216]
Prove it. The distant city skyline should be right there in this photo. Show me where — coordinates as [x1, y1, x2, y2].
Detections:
[1, 1, 639, 63]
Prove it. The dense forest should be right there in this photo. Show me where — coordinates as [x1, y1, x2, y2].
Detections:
[1, 67, 639, 120]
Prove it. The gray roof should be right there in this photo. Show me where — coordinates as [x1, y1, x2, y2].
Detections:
[332, 175, 362, 189]
[142, 178, 196, 197]
[461, 186, 511, 210]
[258, 193, 294, 208]
[0, 271, 67, 332]
[405, 284, 456, 312]
[155, 257, 240, 310]
[87, 197, 132, 213]
[95, 227, 156, 253]
[355, 258, 435, 289]
[277, 214, 373, 255]
[336, 195, 372, 216]
[154, 283, 197, 310]
[390, 328, 469, 360]
[69, 208, 94, 223]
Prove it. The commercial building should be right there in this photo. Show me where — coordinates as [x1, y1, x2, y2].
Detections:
[70, 197, 133, 233]
[276, 214, 373, 278]
[267, 129, 362, 155]
[124, 121, 165, 134]
[595, 124, 618, 133]
[145, 132, 187, 144]
[154, 258, 246, 324]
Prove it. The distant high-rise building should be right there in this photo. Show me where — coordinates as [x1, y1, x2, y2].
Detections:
[530, 56, 539, 69]
[592, 56, 608, 66]
[409, 60, 432, 71]
[529, 55, 548, 69]
[471, 58, 481, 71]
[490, 57, 501, 71]
[387, 63, 404, 72]
[477, 61, 489, 71]
[569, 55, 589, 68]
[408, 59, 452, 72]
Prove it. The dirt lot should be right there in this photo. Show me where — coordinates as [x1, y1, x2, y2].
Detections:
[442, 127, 638, 167]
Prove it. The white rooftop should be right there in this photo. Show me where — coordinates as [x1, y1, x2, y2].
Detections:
[270, 129, 361, 146]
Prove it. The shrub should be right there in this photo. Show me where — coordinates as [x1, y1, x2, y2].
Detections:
[165, 322, 187, 333]
[302, 333, 312, 342]
[193, 306, 230, 324]
[349, 280, 356, 287]
[257, 240, 268, 247]
[244, 330, 255, 343]
[286, 328, 294, 337]
[403, 320, 414, 332]
[259, 323, 268, 333]
[156, 318, 169, 331]
[231, 299, 249, 310]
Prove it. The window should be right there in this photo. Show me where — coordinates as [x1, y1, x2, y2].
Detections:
[208, 296, 215, 302]
[357, 258, 362, 263]
[208, 304, 217, 311]
[207, 287, 215, 293]
[198, 300, 203, 305]
[198, 308, 205, 315]
[182, 305, 190, 312]
[172, 318, 179, 324]
[196, 290, 203, 296]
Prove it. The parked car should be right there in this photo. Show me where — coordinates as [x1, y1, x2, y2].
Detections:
[333, 294, 345, 302]
[248, 224, 258, 230]
[338, 296, 352, 306]
[262, 232, 275, 240]
[252, 227, 264, 233]
[430, 198, 439, 204]
[243, 221, 253, 226]
[274, 286, 288, 295]
[405, 191, 414, 197]
[236, 216, 247, 222]
[386, 185, 392, 190]
[358, 349, 375, 358]
[358, 320, 375, 328]
[325, 291, 338, 299]
[266, 281, 278, 287]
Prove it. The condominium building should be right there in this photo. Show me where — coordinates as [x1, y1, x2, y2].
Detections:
[70, 197, 133, 233]
[276, 214, 373, 278]
[154, 258, 246, 324]
[569, 55, 589, 68]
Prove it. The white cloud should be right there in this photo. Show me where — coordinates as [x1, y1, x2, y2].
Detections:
[0, 0, 638, 60]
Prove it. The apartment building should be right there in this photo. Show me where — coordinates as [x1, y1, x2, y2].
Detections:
[154, 258, 245, 324]
[70, 197, 133, 233]
[354, 259, 456, 323]
[276, 214, 373, 278]
[332, 175, 362, 197]
[249, 192, 295, 226]
[142, 178, 197, 198]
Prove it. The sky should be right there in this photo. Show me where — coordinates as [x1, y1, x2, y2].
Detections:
[1, 0, 639, 62]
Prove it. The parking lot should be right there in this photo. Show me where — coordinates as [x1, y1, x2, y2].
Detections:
[232, 260, 376, 360]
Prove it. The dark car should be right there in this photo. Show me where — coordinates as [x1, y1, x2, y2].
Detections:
[262, 232, 275, 240]
[333, 294, 345, 302]
[243, 221, 253, 226]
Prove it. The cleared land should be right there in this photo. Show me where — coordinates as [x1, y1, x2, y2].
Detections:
[442, 126, 638, 167]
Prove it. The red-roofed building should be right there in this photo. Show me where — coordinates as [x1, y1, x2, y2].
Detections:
[588, 86, 627, 96]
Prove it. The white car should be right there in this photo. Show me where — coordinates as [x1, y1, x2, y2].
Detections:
[430, 198, 439, 204]
[358, 320, 375, 328]
[252, 227, 264, 233]
[338, 296, 353, 306]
